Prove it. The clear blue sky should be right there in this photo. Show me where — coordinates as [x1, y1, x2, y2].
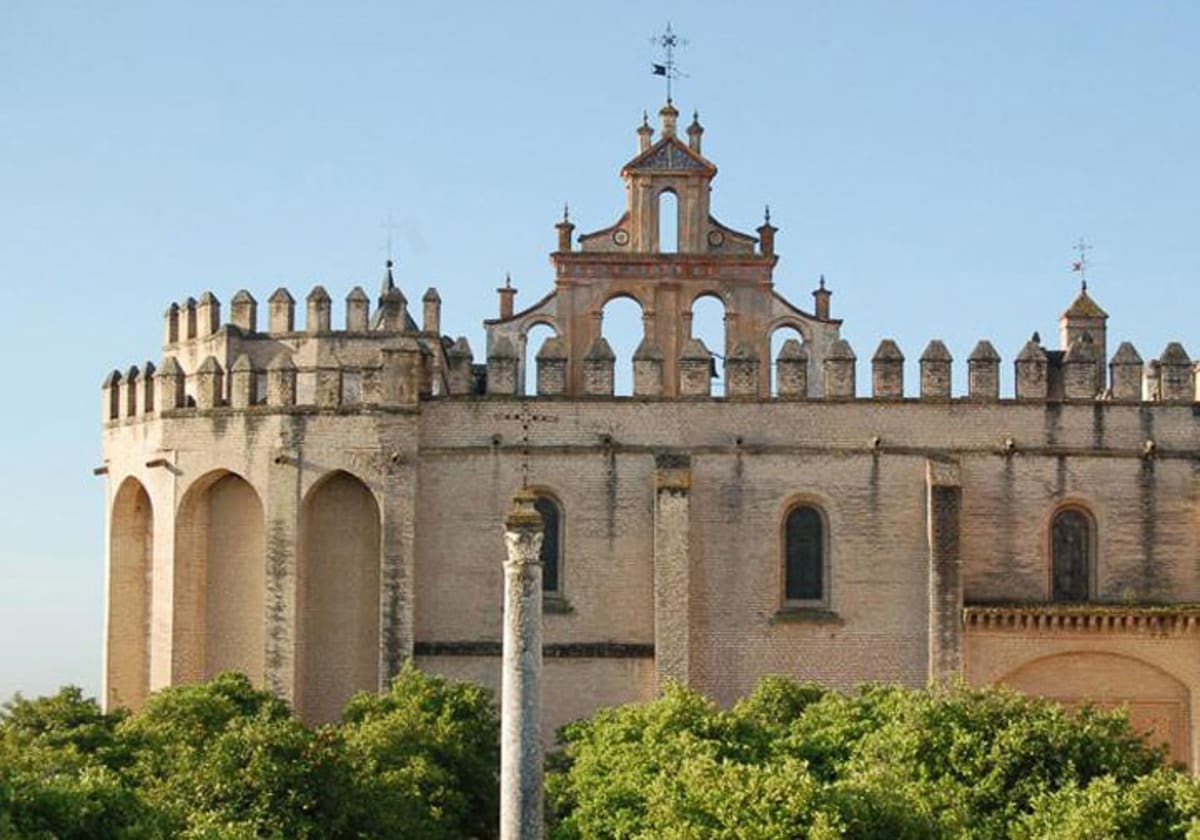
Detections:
[1, 2, 1197, 701]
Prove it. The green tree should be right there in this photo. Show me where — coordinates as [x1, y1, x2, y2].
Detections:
[339, 663, 501, 839]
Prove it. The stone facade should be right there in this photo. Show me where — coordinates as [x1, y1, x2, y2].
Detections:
[101, 103, 1200, 769]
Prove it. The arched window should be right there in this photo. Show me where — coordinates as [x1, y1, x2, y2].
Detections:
[658, 190, 679, 253]
[1051, 507, 1093, 602]
[784, 504, 825, 602]
[534, 494, 563, 594]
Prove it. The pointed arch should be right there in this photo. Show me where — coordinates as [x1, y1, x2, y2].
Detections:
[174, 470, 266, 685]
[297, 470, 381, 723]
[106, 477, 153, 710]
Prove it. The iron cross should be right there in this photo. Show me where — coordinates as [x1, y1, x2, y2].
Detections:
[650, 23, 688, 103]
[495, 403, 559, 487]
[1072, 237, 1093, 291]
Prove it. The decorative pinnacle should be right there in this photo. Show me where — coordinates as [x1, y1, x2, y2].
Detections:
[819, 274, 826, 290]
[642, 110, 649, 127]
[764, 205, 771, 224]
[562, 203, 570, 223]
[505, 272, 512, 288]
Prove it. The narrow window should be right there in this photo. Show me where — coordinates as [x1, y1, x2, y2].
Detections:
[534, 494, 562, 594]
[785, 505, 824, 601]
[1051, 508, 1091, 602]
[658, 190, 678, 253]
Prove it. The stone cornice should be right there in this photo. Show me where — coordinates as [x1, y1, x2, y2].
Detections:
[964, 604, 1200, 636]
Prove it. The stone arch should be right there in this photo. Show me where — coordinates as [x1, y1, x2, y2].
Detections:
[106, 477, 153, 710]
[297, 470, 381, 723]
[688, 290, 727, 395]
[599, 293, 646, 396]
[522, 321, 559, 396]
[999, 651, 1191, 767]
[173, 470, 266, 685]
[769, 324, 808, 397]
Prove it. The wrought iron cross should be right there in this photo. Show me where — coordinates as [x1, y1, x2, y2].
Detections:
[1072, 237, 1093, 291]
[650, 22, 688, 103]
[495, 403, 559, 488]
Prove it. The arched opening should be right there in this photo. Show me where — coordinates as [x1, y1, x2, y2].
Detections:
[783, 503, 826, 604]
[1051, 506, 1094, 602]
[524, 322, 558, 396]
[600, 295, 645, 396]
[770, 325, 807, 397]
[174, 471, 266, 685]
[533, 492, 563, 595]
[298, 471, 381, 723]
[690, 293, 727, 395]
[658, 190, 679, 253]
[107, 477, 153, 710]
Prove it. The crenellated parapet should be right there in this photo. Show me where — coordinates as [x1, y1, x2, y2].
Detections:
[101, 263, 473, 424]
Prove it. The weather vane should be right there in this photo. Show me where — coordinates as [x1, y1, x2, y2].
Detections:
[650, 22, 688, 103]
[1071, 237, 1093, 291]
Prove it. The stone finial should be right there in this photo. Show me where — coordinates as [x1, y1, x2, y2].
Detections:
[679, 337, 714, 398]
[535, 335, 568, 396]
[121, 365, 140, 418]
[556, 205, 575, 253]
[345, 286, 369, 332]
[446, 336, 475, 395]
[1158, 342, 1193, 402]
[497, 274, 517, 320]
[637, 110, 653, 153]
[193, 356, 224, 409]
[1063, 335, 1100, 400]
[266, 353, 297, 407]
[659, 99, 679, 138]
[197, 292, 221, 337]
[775, 338, 808, 399]
[164, 302, 181, 344]
[487, 336, 519, 396]
[1014, 335, 1048, 401]
[824, 338, 856, 399]
[268, 287, 295, 334]
[422, 287, 442, 335]
[230, 290, 257, 333]
[156, 357, 185, 410]
[1109, 341, 1143, 401]
[967, 340, 1000, 401]
[919, 340, 953, 400]
[102, 369, 122, 421]
[141, 360, 156, 414]
[632, 337, 665, 397]
[687, 110, 704, 154]
[306, 286, 332, 334]
[871, 339, 904, 399]
[499, 486, 545, 840]
[812, 276, 831, 321]
[582, 336, 616, 397]
[183, 296, 198, 339]
[756, 206, 777, 257]
[725, 341, 760, 400]
[229, 354, 256, 408]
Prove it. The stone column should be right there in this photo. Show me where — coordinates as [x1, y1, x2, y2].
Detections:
[653, 453, 691, 687]
[926, 458, 963, 684]
[500, 488, 545, 840]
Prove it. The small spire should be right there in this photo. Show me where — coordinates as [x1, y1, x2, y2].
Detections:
[1032, 331, 1041, 344]
[505, 272, 512, 289]
[693, 109, 699, 121]
[642, 110, 649, 126]
[765, 205, 771, 225]
[562, 203, 570, 223]
[381, 258, 396, 293]
[819, 274, 826, 291]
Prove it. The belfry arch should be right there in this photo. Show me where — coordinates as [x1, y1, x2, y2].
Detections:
[106, 477, 153, 710]
[297, 470, 381, 723]
[173, 470, 266, 685]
